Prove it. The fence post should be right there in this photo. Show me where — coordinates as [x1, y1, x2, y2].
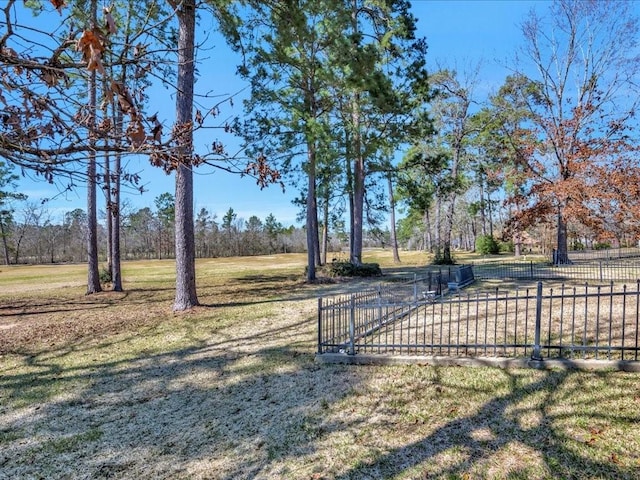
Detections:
[532, 281, 544, 361]
[377, 285, 383, 327]
[349, 295, 356, 355]
[530, 261, 534, 279]
[317, 297, 323, 354]
[599, 261, 603, 282]
[413, 273, 418, 302]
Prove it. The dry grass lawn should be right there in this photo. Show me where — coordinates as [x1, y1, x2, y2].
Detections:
[1, 250, 640, 479]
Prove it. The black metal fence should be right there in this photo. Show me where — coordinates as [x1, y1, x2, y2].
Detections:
[473, 260, 640, 282]
[565, 247, 640, 263]
[318, 281, 640, 362]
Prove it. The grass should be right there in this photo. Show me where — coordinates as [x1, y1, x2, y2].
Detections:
[1, 249, 640, 479]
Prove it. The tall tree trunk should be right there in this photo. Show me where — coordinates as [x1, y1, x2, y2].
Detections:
[351, 94, 364, 265]
[434, 196, 442, 261]
[110, 108, 123, 291]
[346, 148, 354, 261]
[306, 145, 317, 281]
[556, 208, 570, 264]
[387, 172, 400, 263]
[513, 232, 522, 257]
[314, 204, 321, 268]
[0, 219, 9, 265]
[86, 0, 102, 294]
[441, 145, 461, 265]
[321, 196, 329, 265]
[105, 150, 112, 275]
[173, 0, 199, 310]
[422, 207, 431, 252]
[442, 195, 456, 264]
[349, 2, 364, 266]
[110, 161, 123, 291]
[13, 232, 22, 264]
[479, 173, 487, 236]
[510, 204, 522, 257]
[487, 188, 494, 238]
[469, 211, 476, 252]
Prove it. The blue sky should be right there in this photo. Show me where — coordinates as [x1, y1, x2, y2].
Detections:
[15, 0, 550, 226]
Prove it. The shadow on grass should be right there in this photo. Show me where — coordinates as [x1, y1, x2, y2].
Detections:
[335, 367, 639, 479]
[2, 263, 640, 478]
[2, 333, 639, 479]
[0, 338, 361, 478]
[197, 273, 392, 309]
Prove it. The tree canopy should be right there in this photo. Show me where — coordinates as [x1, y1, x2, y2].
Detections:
[3, 0, 640, 288]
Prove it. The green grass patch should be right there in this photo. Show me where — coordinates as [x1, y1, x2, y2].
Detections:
[41, 428, 104, 454]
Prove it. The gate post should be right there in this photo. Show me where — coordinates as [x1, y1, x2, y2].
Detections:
[532, 281, 544, 361]
[349, 295, 356, 355]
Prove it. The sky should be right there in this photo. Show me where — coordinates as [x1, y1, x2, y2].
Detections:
[12, 0, 551, 226]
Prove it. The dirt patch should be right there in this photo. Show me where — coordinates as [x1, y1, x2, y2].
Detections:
[0, 290, 169, 355]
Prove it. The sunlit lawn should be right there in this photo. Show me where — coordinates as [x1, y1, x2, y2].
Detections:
[1, 250, 639, 479]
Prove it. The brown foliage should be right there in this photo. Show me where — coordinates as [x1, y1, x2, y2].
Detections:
[1, 0, 282, 193]
[76, 29, 106, 74]
[244, 153, 284, 190]
[50, 0, 66, 14]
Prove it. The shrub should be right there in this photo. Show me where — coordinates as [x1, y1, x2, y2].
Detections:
[431, 247, 456, 265]
[571, 241, 585, 250]
[99, 266, 112, 284]
[476, 235, 500, 255]
[500, 240, 514, 253]
[323, 259, 382, 277]
[594, 242, 611, 250]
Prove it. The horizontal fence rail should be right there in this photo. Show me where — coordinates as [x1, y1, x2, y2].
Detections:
[565, 247, 640, 262]
[318, 281, 640, 363]
[473, 261, 640, 282]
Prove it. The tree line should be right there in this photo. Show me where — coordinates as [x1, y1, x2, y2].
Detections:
[2, 0, 640, 309]
[0, 196, 303, 264]
[0, 193, 408, 265]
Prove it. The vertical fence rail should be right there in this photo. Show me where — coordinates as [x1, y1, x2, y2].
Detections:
[348, 296, 355, 355]
[532, 282, 543, 360]
[636, 284, 640, 361]
[317, 298, 322, 355]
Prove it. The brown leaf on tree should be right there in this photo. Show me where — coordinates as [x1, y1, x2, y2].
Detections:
[2, 47, 23, 75]
[103, 6, 117, 35]
[172, 121, 193, 147]
[133, 43, 147, 58]
[195, 109, 203, 125]
[148, 114, 162, 143]
[211, 141, 225, 155]
[149, 152, 163, 168]
[110, 81, 136, 116]
[41, 67, 64, 87]
[2, 47, 18, 59]
[76, 29, 105, 74]
[98, 118, 112, 134]
[50, 0, 66, 14]
[244, 153, 282, 190]
[126, 119, 146, 147]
